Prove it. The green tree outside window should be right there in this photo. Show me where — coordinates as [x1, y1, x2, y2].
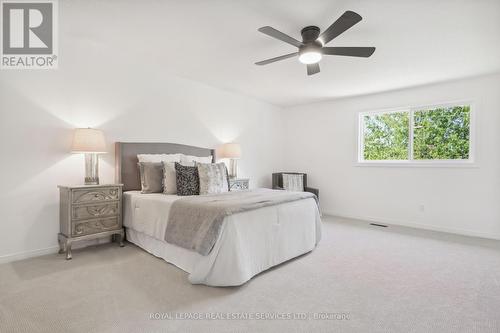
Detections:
[413, 106, 470, 160]
[362, 105, 470, 161]
[363, 112, 409, 160]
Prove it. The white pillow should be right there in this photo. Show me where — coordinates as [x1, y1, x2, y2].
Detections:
[180, 154, 212, 166]
[137, 154, 181, 163]
[282, 173, 304, 192]
[161, 162, 177, 195]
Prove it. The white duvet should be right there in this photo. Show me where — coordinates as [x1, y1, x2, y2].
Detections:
[123, 191, 321, 286]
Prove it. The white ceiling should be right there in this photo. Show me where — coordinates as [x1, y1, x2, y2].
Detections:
[65, 0, 500, 107]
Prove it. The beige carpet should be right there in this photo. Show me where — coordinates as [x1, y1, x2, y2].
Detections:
[1, 216, 500, 333]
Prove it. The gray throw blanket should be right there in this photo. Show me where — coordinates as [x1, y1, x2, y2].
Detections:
[165, 188, 319, 255]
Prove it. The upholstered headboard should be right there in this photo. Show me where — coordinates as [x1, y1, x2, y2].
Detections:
[115, 142, 215, 191]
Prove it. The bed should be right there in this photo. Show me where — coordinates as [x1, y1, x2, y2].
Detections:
[116, 142, 322, 286]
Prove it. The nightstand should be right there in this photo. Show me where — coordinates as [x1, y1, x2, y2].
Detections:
[229, 178, 249, 191]
[58, 184, 124, 260]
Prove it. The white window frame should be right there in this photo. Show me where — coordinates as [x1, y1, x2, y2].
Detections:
[356, 101, 476, 167]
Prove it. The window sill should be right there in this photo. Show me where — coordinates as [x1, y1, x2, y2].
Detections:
[354, 161, 479, 168]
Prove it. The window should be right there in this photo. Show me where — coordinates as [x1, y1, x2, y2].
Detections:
[358, 104, 473, 164]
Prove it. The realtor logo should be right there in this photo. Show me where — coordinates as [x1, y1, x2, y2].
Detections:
[1, 0, 58, 69]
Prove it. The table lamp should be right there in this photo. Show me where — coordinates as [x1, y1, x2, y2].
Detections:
[71, 128, 107, 185]
[219, 143, 241, 179]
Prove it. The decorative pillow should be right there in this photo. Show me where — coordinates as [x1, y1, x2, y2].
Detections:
[282, 173, 304, 192]
[197, 163, 229, 195]
[138, 162, 164, 193]
[161, 161, 177, 195]
[180, 154, 212, 166]
[137, 153, 181, 163]
[175, 162, 199, 196]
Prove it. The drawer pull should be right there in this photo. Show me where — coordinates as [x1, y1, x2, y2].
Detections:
[86, 205, 114, 217]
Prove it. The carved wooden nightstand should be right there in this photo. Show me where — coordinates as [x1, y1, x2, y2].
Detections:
[229, 178, 249, 191]
[58, 184, 124, 260]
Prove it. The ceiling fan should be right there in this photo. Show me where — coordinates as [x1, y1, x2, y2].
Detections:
[255, 11, 375, 75]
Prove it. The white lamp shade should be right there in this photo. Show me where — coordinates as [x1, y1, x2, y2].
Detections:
[219, 143, 241, 159]
[71, 128, 107, 153]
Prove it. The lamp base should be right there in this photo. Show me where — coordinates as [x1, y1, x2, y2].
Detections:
[229, 159, 238, 179]
[84, 153, 100, 185]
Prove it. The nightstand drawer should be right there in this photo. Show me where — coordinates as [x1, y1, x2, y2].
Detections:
[72, 217, 120, 237]
[72, 187, 120, 204]
[72, 202, 119, 220]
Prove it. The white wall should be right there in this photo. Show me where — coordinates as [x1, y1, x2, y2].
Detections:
[283, 74, 500, 239]
[1, 70, 498, 264]
[0, 0, 497, 262]
[0, 0, 288, 262]
[2, 70, 499, 263]
[0, 68, 285, 262]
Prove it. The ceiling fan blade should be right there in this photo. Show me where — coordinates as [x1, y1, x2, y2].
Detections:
[255, 52, 299, 65]
[307, 63, 320, 75]
[258, 26, 304, 48]
[318, 11, 362, 45]
[322, 47, 376, 57]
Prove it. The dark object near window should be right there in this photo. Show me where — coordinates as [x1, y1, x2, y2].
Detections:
[272, 172, 319, 199]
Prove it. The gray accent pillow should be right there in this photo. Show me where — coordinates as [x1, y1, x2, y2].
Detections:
[175, 162, 199, 196]
[161, 161, 178, 195]
[138, 162, 163, 193]
[197, 163, 229, 195]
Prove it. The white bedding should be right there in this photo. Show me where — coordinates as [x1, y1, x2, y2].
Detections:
[123, 190, 321, 286]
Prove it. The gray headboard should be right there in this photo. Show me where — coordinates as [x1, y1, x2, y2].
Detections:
[115, 142, 215, 191]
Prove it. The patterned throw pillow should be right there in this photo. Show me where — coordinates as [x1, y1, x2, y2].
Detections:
[197, 163, 229, 195]
[175, 162, 200, 196]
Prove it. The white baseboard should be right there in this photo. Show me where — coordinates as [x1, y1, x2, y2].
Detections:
[2, 214, 498, 264]
[324, 211, 500, 241]
[0, 246, 60, 264]
[0, 238, 111, 264]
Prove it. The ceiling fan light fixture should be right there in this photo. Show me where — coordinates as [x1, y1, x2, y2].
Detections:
[298, 51, 322, 64]
[255, 11, 375, 75]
